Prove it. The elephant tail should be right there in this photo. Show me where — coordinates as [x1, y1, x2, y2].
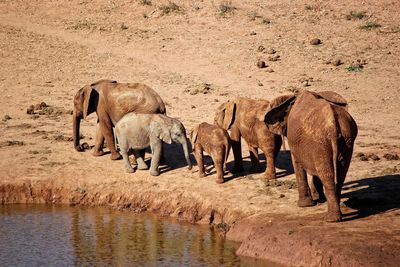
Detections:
[331, 136, 339, 185]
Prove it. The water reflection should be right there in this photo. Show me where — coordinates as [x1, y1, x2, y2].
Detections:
[0, 205, 269, 266]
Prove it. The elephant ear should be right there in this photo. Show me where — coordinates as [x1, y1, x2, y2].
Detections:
[316, 91, 348, 108]
[223, 101, 236, 130]
[190, 125, 200, 145]
[82, 85, 93, 120]
[150, 121, 172, 144]
[264, 95, 296, 136]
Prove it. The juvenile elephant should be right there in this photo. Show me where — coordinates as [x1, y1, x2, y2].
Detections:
[73, 79, 166, 160]
[214, 97, 282, 179]
[190, 122, 231, 184]
[264, 90, 358, 222]
[115, 113, 192, 176]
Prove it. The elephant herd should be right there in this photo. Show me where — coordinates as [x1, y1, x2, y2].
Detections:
[73, 79, 358, 222]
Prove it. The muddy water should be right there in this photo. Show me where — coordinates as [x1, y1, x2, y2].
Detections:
[0, 205, 272, 266]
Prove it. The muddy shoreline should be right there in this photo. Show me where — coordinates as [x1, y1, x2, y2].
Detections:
[1, 179, 399, 267]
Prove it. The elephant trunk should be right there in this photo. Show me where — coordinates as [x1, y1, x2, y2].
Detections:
[73, 114, 83, 152]
[181, 138, 192, 170]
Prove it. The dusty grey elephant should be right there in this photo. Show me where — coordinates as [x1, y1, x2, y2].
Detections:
[115, 113, 192, 176]
[264, 90, 358, 222]
[214, 97, 282, 179]
[73, 79, 166, 160]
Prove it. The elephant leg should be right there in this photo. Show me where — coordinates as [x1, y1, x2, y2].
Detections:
[248, 145, 262, 173]
[93, 121, 105, 156]
[319, 171, 341, 223]
[312, 176, 326, 203]
[99, 116, 121, 160]
[292, 154, 315, 207]
[230, 130, 244, 173]
[133, 150, 148, 170]
[149, 139, 162, 176]
[194, 146, 205, 178]
[214, 157, 224, 184]
[120, 147, 134, 173]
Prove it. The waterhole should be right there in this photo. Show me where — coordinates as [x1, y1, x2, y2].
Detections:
[0, 205, 275, 266]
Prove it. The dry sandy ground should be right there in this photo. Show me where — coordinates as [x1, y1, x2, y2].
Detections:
[0, 0, 399, 266]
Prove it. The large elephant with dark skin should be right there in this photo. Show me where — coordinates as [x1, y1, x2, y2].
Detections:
[73, 79, 166, 160]
[264, 90, 358, 222]
[214, 97, 282, 179]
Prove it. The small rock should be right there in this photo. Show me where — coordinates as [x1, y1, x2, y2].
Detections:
[302, 81, 311, 87]
[249, 31, 257, 35]
[268, 54, 280, 61]
[310, 38, 322, 45]
[369, 154, 380, 161]
[81, 142, 90, 150]
[66, 110, 73, 115]
[265, 48, 276, 54]
[257, 60, 267, 68]
[35, 102, 48, 110]
[191, 105, 196, 109]
[383, 153, 399, 161]
[258, 82, 264, 86]
[2, 115, 11, 121]
[357, 152, 369, 161]
[266, 68, 274, 73]
[257, 45, 265, 52]
[332, 59, 343, 66]
[27, 105, 35, 114]
[279, 194, 285, 198]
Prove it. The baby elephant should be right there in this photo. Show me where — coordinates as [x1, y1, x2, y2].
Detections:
[190, 122, 231, 184]
[115, 113, 192, 176]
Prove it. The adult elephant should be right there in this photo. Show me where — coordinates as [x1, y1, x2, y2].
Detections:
[214, 97, 282, 179]
[72, 79, 166, 160]
[264, 90, 357, 222]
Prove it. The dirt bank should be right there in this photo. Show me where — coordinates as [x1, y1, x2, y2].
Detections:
[1, 0, 400, 266]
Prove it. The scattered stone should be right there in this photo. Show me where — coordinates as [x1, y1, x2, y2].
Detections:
[369, 153, 380, 161]
[191, 105, 196, 109]
[279, 194, 285, 198]
[268, 54, 280, 61]
[81, 142, 90, 150]
[249, 31, 257, 35]
[35, 102, 48, 110]
[0, 140, 25, 148]
[187, 83, 213, 95]
[257, 45, 265, 52]
[302, 80, 311, 87]
[258, 82, 264, 86]
[257, 60, 267, 68]
[265, 48, 276, 54]
[310, 38, 322, 45]
[29, 150, 40, 154]
[383, 153, 399, 161]
[27, 105, 35, 114]
[266, 68, 274, 73]
[54, 134, 73, 142]
[66, 110, 73, 115]
[332, 59, 343, 66]
[2, 115, 11, 121]
[265, 179, 297, 189]
[356, 152, 368, 161]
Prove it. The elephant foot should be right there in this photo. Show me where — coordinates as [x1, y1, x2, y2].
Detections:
[93, 150, 105, 157]
[137, 163, 149, 170]
[110, 152, 122, 160]
[199, 172, 206, 178]
[126, 166, 135, 173]
[297, 197, 316, 207]
[265, 172, 276, 180]
[216, 177, 224, 184]
[232, 165, 245, 173]
[325, 211, 342, 223]
[150, 170, 160, 176]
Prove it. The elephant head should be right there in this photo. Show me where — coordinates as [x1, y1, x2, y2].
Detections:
[150, 117, 192, 170]
[214, 101, 236, 130]
[264, 95, 296, 136]
[72, 79, 116, 151]
[264, 91, 348, 136]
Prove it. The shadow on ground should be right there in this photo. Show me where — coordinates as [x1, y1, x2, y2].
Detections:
[342, 174, 400, 220]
